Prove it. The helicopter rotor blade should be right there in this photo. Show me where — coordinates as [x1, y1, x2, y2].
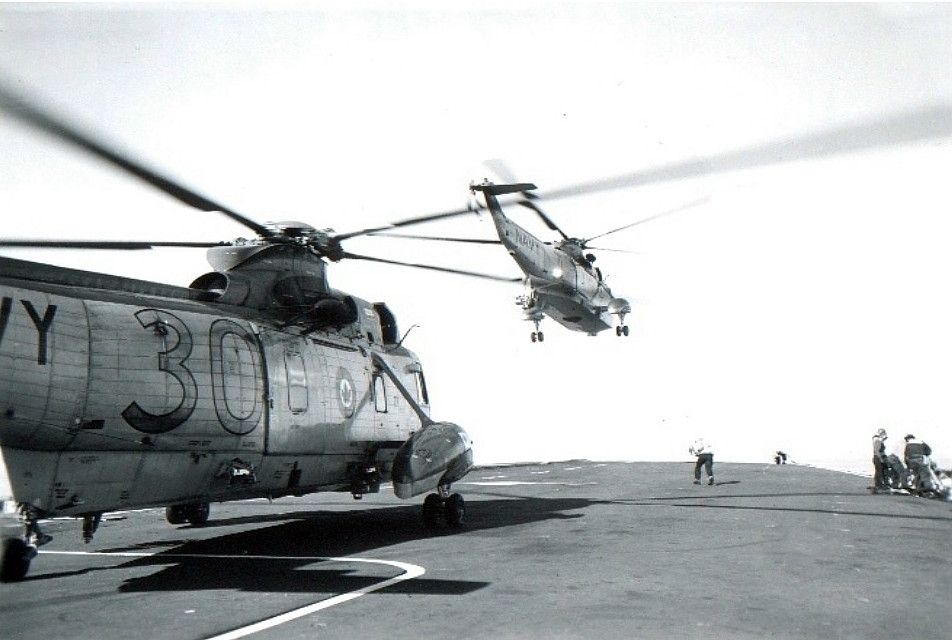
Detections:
[483, 159, 522, 185]
[367, 232, 502, 245]
[583, 246, 642, 255]
[483, 160, 571, 240]
[539, 104, 952, 201]
[484, 159, 545, 207]
[583, 197, 711, 244]
[0, 239, 228, 250]
[333, 204, 486, 242]
[517, 198, 570, 240]
[353, 103, 952, 245]
[342, 251, 520, 282]
[0, 85, 272, 238]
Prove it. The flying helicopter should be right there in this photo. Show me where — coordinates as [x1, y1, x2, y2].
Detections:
[0, 86, 526, 582]
[469, 180, 634, 342]
[373, 164, 703, 342]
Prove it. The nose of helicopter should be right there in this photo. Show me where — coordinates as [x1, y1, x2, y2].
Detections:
[609, 297, 631, 315]
[391, 422, 474, 499]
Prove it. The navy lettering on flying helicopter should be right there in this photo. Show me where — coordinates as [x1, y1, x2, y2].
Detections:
[514, 228, 538, 252]
[0, 297, 58, 365]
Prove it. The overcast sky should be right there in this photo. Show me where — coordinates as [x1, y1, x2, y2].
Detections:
[2, 3, 951, 473]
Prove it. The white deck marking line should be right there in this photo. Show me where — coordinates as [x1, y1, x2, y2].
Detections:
[460, 481, 597, 486]
[40, 551, 424, 640]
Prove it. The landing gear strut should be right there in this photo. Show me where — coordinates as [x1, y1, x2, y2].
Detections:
[530, 314, 545, 343]
[82, 513, 103, 543]
[615, 311, 630, 337]
[422, 487, 465, 530]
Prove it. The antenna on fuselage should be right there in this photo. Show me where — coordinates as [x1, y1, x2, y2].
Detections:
[396, 324, 419, 348]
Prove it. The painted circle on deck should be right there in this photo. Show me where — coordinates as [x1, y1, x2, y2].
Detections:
[337, 367, 356, 418]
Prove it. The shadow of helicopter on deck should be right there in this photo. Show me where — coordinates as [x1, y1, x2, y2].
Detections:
[25, 495, 589, 593]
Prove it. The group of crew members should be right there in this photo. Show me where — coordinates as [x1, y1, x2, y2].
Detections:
[871, 428, 947, 497]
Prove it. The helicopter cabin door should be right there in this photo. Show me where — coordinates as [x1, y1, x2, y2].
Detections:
[257, 330, 327, 455]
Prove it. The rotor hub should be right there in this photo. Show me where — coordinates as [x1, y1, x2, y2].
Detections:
[260, 221, 345, 261]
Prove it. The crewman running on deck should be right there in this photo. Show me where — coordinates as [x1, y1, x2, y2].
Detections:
[689, 438, 714, 485]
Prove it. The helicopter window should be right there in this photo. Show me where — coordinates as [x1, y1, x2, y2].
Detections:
[373, 303, 399, 344]
[285, 351, 308, 413]
[373, 374, 388, 413]
[272, 276, 328, 309]
[414, 370, 429, 405]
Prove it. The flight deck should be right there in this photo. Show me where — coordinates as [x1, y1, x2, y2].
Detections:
[1, 461, 949, 640]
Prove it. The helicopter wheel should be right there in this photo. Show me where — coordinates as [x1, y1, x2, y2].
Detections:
[444, 493, 465, 528]
[166, 502, 210, 526]
[531, 332, 537, 343]
[184, 502, 210, 526]
[165, 504, 188, 525]
[422, 493, 443, 530]
[0, 537, 35, 583]
[422, 493, 465, 530]
[622, 325, 629, 336]
[616, 326, 622, 336]
[537, 331, 544, 342]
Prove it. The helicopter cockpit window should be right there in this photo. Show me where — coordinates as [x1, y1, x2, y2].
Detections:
[373, 374, 387, 413]
[373, 303, 399, 344]
[272, 276, 327, 309]
[285, 351, 308, 413]
[414, 369, 429, 405]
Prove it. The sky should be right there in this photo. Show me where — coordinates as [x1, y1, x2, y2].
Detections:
[1, 3, 951, 474]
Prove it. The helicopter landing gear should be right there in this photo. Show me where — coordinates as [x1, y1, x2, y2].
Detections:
[82, 513, 103, 543]
[1, 505, 45, 583]
[422, 488, 465, 530]
[615, 325, 629, 337]
[0, 536, 36, 583]
[530, 314, 545, 343]
[165, 501, 211, 526]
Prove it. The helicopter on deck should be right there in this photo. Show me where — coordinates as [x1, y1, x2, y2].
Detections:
[0, 87, 523, 582]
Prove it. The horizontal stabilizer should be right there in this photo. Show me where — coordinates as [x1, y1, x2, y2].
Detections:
[472, 182, 538, 196]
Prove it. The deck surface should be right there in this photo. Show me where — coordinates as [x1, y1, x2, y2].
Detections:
[1, 461, 950, 639]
